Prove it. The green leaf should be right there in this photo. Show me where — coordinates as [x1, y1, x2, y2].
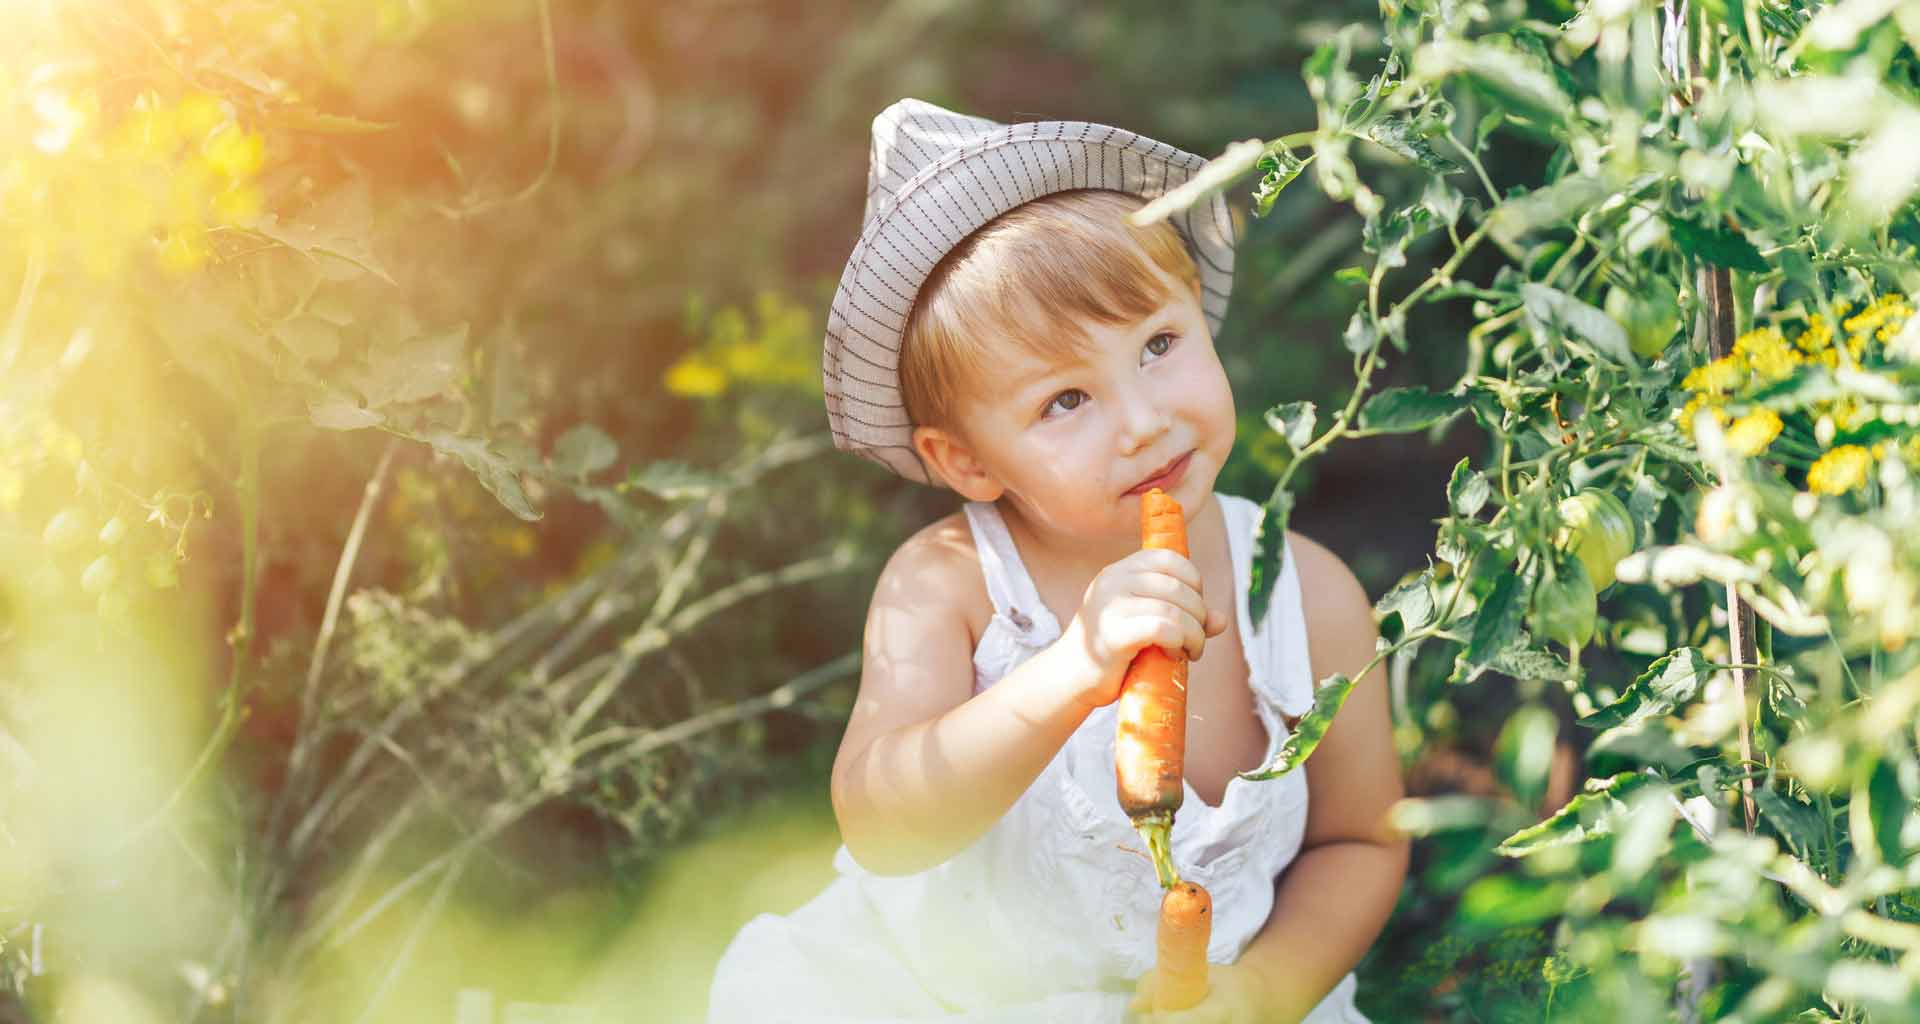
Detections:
[618, 460, 727, 502]
[1358, 386, 1467, 434]
[418, 430, 541, 522]
[1448, 456, 1491, 517]
[1376, 571, 1436, 635]
[1486, 175, 1609, 246]
[1239, 673, 1356, 780]
[1486, 644, 1575, 681]
[1264, 400, 1318, 452]
[1662, 215, 1770, 273]
[1579, 648, 1712, 730]
[250, 212, 398, 286]
[1251, 145, 1308, 218]
[1411, 38, 1574, 128]
[1247, 489, 1296, 628]
[1363, 114, 1462, 173]
[1753, 787, 1827, 862]
[273, 314, 343, 363]
[1457, 874, 1571, 927]
[550, 425, 619, 479]
[1496, 771, 1654, 856]
[1343, 310, 1379, 355]
[1854, 758, 1907, 865]
[353, 323, 470, 408]
[1521, 283, 1635, 365]
[308, 394, 384, 431]
[1466, 571, 1527, 669]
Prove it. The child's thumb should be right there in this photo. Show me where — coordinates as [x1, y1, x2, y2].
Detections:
[1205, 607, 1229, 636]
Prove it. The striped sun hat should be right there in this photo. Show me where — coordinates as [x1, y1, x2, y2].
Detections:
[822, 97, 1238, 488]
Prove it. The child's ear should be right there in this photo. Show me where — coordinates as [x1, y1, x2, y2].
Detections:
[912, 424, 1004, 503]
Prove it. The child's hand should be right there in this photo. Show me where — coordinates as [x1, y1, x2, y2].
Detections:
[1061, 548, 1229, 709]
[1127, 962, 1279, 1024]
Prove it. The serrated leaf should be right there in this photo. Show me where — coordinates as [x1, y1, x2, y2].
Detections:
[1752, 787, 1826, 861]
[1364, 114, 1462, 173]
[1521, 283, 1634, 364]
[1358, 386, 1467, 434]
[1579, 648, 1712, 730]
[1247, 489, 1296, 628]
[251, 214, 397, 285]
[1487, 175, 1609, 246]
[419, 430, 541, 522]
[1496, 771, 1652, 856]
[355, 323, 470, 408]
[1487, 644, 1575, 681]
[1376, 571, 1436, 635]
[1240, 673, 1356, 780]
[1662, 215, 1770, 273]
[1412, 39, 1574, 127]
[273, 314, 342, 363]
[1466, 571, 1527, 668]
[308, 395, 383, 430]
[551, 424, 619, 479]
[619, 460, 726, 502]
[1264, 400, 1318, 452]
[1251, 145, 1308, 217]
[1448, 457, 1492, 517]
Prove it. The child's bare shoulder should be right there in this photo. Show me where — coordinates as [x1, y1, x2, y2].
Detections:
[1283, 528, 1379, 669]
[880, 510, 994, 652]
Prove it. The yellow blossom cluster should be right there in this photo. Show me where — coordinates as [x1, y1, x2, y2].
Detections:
[5, 82, 268, 278]
[664, 292, 821, 400]
[1676, 296, 1918, 479]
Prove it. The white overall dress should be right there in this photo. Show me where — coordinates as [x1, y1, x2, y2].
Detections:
[708, 492, 1370, 1023]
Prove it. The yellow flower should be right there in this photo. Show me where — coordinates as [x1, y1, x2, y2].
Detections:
[1682, 356, 1745, 396]
[664, 355, 728, 397]
[1844, 294, 1912, 340]
[203, 125, 265, 180]
[1807, 445, 1872, 496]
[1832, 397, 1879, 431]
[1725, 408, 1783, 456]
[1793, 315, 1834, 355]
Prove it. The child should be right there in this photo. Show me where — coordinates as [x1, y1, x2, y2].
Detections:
[708, 98, 1407, 1023]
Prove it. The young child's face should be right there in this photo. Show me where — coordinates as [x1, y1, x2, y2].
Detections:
[931, 260, 1236, 544]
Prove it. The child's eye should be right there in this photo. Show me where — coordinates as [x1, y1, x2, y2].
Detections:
[1042, 389, 1086, 419]
[1039, 333, 1178, 420]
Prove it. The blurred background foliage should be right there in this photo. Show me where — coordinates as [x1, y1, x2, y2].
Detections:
[0, 0, 1655, 1021]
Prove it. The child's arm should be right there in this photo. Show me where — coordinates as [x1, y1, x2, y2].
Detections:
[1234, 535, 1409, 1020]
[831, 531, 1225, 877]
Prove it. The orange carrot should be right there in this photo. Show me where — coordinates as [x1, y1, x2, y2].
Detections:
[1115, 487, 1189, 888]
[1154, 881, 1212, 1011]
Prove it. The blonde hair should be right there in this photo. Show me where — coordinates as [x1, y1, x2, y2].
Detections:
[899, 189, 1202, 440]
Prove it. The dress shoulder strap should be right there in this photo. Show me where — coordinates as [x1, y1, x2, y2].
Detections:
[961, 500, 1062, 640]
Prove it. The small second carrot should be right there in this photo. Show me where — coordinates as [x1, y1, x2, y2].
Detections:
[1115, 487, 1189, 888]
[1154, 881, 1213, 1011]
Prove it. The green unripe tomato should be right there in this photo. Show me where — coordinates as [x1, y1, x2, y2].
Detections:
[80, 554, 117, 596]
[1604, 282, 1682, 359]
[1554, 489, 1635, 591]
[1531, 558, 1598, 648]
[43, 509, 90, 553]
[98, 516, 127, 546]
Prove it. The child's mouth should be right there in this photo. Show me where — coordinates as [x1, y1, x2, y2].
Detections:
[1125, 450, 1192, 496]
